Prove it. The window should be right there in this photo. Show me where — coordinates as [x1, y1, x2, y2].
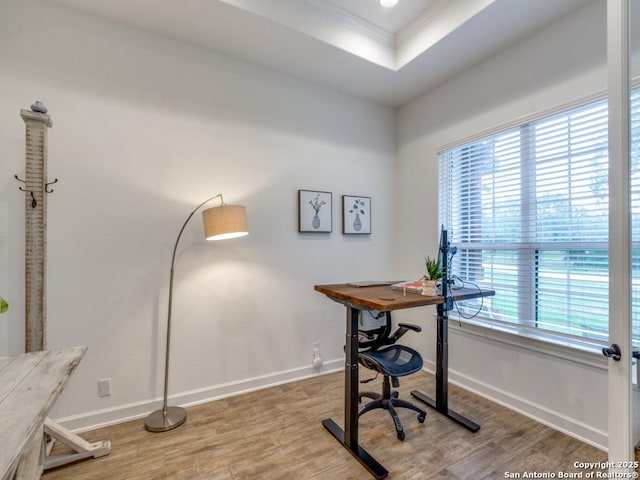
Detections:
[632, 87, 640, 346]
[439, 93, 640, 345]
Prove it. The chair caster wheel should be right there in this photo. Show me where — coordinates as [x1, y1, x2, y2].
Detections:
[397, 431, 405, 441]
[418, 413, 426, 423]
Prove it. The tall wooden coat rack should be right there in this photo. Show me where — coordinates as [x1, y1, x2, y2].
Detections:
[19, 105, 52, 353]
[17, 102, 110, 475]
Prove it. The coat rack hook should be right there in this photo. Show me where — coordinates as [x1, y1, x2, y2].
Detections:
[45, 178, 58, 194]
[15, 175, 38, 208]
[14, 174, 27, 192]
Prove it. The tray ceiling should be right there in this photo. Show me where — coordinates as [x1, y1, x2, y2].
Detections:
[51, 0, 590, 107]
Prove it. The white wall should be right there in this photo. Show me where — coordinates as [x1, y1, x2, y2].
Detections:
[396, 0, 609, 448]
[0, 0, 396, 429]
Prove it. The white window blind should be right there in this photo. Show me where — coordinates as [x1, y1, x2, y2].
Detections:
[440, 99, 612, 343]
[632, 87, 640, 344]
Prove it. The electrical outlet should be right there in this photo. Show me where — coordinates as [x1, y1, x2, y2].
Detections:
[312, 342, 322, 369]
[98, 378, 111, 397]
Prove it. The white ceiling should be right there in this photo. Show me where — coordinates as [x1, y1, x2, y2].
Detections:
[51, 0, 591, 107]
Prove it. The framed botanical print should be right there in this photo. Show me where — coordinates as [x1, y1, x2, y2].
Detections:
[298, 190, 332, 233]
[342, 195, 371, 235]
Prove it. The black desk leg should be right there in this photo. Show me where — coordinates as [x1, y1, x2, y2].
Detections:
[322, 306, 388, 480]
[411, 304, 480, 432]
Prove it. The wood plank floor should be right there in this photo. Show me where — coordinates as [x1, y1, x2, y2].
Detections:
[43, 369, 606, 479]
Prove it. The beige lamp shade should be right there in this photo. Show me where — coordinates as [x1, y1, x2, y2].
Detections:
[202, 204, 248, 241]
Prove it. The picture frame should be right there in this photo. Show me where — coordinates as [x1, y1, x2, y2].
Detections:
[298, 190, 332, 233]
[342, 195, 371, 235]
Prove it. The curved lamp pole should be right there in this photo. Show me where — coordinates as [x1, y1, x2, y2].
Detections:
[145, 194, 248, 432]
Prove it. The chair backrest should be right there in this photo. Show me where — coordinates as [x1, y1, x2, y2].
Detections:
[358, 311, 393, 351]
[358, 311, 422, 352]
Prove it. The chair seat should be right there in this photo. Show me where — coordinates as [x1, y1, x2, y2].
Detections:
[359, 345, 423, 378]
[358, 344, 426, 441]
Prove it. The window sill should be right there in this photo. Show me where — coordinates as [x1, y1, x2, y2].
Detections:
[447, 314, 608, 371]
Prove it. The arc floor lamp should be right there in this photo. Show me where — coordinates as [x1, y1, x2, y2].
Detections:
[145, 194, 248, 433]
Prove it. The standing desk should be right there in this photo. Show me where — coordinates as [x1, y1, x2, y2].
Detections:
[314, 283, 494, 479]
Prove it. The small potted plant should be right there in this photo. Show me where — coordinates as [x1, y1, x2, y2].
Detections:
[422, 257, 442, 295]
[0, 297, 8, 314]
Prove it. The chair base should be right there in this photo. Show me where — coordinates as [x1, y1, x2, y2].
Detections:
[359, 378, 426, 441]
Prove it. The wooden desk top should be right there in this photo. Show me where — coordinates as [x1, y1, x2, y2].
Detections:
[0, 346, 87, 480]
[314, 283, 494, 311]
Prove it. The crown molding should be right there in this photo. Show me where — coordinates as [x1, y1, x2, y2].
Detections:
[395, 0, 496, 68]
[218, 0, 396, 68]
[396, 0, 451, 48]
[290, 0, 396, 48]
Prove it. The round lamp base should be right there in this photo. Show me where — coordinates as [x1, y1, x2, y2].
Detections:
[144, 406, 187, 432]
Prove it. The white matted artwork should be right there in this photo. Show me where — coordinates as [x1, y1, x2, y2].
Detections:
[298, 190, 332, 233]
[342, 195, 371, 235]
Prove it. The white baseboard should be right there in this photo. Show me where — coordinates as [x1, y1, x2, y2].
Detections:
[422, 359, 607, 451]
[54, 356, 607, 452]
[54, 358, 344, 433]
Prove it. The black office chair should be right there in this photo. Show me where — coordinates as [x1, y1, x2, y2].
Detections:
[357, 312, 426, 441]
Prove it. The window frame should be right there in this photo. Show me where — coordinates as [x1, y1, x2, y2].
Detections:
[438, 91, 614, 353]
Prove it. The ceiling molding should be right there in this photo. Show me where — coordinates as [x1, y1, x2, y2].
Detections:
[291, 0, 395, 49]
[396, 0, 496, 68]
[396, 0, 453, 47]
[219, 0, 396, 69]
[224, 0, 500, 72]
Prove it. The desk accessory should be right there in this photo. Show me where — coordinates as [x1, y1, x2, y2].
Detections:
[346, 281, 393, 287]
[145, 194, 248, 433]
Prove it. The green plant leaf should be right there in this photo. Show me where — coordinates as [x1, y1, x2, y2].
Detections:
[0, 297, 8, 314]
[424, 256, 442, 280]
